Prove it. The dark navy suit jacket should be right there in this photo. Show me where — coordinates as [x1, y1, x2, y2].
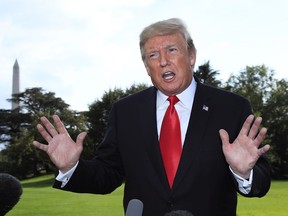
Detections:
[54, 77, 270, 216]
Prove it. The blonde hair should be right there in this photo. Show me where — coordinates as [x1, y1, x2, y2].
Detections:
[139, 18, 196, 62]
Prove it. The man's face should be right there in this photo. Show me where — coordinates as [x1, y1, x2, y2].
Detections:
[143, 32, 195, 96]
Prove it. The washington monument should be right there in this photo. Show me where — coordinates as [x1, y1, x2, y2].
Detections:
[12, 59, 20, 110]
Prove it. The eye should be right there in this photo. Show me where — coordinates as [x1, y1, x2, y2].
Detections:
[168, 47, 178, 53]
[147, 52, 159, 59]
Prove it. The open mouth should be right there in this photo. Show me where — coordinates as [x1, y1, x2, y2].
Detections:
[162, 71, 175, 80]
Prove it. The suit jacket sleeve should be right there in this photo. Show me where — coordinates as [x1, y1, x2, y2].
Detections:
[53, 103, 125, 194]
[239, 155, 271, 197]
[225, 93, 271, 198]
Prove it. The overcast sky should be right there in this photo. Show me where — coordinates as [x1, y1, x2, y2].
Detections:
[1, 0, 287, 111]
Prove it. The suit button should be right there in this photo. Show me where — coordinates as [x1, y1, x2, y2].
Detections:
[167, 200, 174, 208]
[167, 202, 174, 212]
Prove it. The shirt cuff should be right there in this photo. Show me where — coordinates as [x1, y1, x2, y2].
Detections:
[56, 161, 79, 188]
[229, 167, 253, 194]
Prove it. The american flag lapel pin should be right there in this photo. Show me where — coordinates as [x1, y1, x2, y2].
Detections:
[202, 105, 209, 112]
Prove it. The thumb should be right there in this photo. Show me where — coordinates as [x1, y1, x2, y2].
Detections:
[219, 129, 230, 147]
[76, 132, 87, 146]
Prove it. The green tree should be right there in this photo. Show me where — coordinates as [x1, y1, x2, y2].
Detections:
[262, 79, 288, 179]
[194, 61, 222, 87]
[84, 84, 149, 159]
[0, 87, 87, 179]
[225, 65, 275, 115]
[224, 65, 288, 179]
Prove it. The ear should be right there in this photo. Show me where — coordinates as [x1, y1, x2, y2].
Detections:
[189, 52, 196, 67]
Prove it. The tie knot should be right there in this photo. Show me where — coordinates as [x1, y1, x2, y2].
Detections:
[168, 95, 179, 106]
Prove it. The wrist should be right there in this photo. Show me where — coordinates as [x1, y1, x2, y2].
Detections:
[230, 167, 251, 180]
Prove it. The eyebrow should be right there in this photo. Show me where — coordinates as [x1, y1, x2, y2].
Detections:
[146, 43, 178, 53]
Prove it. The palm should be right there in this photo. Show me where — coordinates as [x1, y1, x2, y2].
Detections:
[220, 115, 270, 179]
[33, 115, 86, 173]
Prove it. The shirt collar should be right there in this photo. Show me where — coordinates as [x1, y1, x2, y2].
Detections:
[157, 78, 197, 110]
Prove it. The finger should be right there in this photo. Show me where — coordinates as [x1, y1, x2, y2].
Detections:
[52, 115, 68, 135]
[254, 127, 267, 147]
[36, 124, 53, 143]
[33, 141, 48, 152]
[239, 115, 254, 136]
[76, 132, 87, 146]
[40, 116, 59, 137]
[219, 129, 230, 148]
[248, 116, 262, 139]
[258, 144, 270, 156]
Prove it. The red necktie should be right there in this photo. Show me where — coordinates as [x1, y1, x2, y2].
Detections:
[160, 95, 182, 188]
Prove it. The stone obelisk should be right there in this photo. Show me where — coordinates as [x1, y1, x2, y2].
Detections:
[12, 59, 20, 111]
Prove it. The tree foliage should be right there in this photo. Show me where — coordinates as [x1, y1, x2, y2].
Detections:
[83, 83, 149, 159]
[194, 61, 222, 87]
[262, 79, 288, 178]
[0, 88, 87, 179]
[225, 65, 275, 115]
[224, 65, 288, 179]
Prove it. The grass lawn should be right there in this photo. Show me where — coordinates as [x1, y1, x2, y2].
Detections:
[8, 174, 124, 216]
[237, 180, 288, 216]
[7, 174, 288, 216]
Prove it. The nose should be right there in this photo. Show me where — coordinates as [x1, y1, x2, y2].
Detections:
[159, 52, 169, 67]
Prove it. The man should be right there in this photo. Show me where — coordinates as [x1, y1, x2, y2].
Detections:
[33, 18, 271, 216]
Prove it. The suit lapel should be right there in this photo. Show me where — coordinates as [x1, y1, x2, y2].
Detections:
[172, 81, 213, 191]
[139, 87, 170, 194]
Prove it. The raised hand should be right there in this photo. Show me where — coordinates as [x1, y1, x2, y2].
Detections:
[219, 114, 270, 179]
[33, 115, 87, 173]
